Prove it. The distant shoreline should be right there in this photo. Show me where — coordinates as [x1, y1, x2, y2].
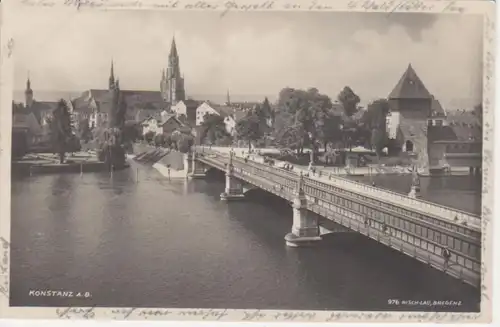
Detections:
[12, 90, 278, 104]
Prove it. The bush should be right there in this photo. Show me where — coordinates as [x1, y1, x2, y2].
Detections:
[215, 136, 233, 146]
[176, 134, 194, 153]
[98, 144, 125, 167]
[66, 135, 82, 152]
[144, 131, 155, 143]
[122, 123, 140, 143]
[164, 135, 173, 148]
[154, 134, 165, 147]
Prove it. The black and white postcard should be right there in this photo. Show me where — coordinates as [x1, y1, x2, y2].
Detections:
[0, 0, 496, 323]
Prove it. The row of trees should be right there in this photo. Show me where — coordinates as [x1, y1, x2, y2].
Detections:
[50, 85, 128, 166]
[210, 87, 392, 163]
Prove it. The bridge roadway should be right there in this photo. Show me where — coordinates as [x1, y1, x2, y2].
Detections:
[191, 148, 482, 288]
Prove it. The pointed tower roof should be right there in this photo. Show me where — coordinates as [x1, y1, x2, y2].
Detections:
[388, 64, 432, 100]
[169, 37, 178, 58]
[25, 73, 32, 93]
[109, 59, 116, 89]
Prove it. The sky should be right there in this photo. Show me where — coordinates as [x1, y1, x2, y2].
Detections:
[10, 7, 483, 109]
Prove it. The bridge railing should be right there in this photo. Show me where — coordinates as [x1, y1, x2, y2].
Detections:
[196, 147, 481, 230]
[309, 173, 481, 229]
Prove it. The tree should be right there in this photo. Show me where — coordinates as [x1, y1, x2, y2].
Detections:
[164, 134, 173, 148]
[371, 129, 386, 160]
[273, 87, 333, 163]
[49, 99, 73, 164]
[78, 118, 92, 143]
[110, 85, 127, 129]
[363, 99, 389, 159]
[261, 97, 273, 126]
[253, 98, 274, 133]
[122, 121, 140, 144]
[337, 86, 360, 117]
[274, 123, 305, 154]
[172, 132, 194, 153]
[144, 131, 155, 143]
[317, 110, 342, 152]
[200, 113, 230, 145]
[97, 127, 125, 168]
[362, 99, 389, 130]
[95, 85, 127, 168]
[154, 134, 166, 147]
[235, 113, 262, 152]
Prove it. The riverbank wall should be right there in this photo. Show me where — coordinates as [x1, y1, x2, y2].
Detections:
[130, 143, 186, 178]
[132, 143, 185, 169]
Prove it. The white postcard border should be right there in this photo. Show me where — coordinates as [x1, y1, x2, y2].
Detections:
[0, 0, 496, 323]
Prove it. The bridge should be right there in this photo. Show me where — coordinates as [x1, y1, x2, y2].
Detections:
[184, 147, 482, 288]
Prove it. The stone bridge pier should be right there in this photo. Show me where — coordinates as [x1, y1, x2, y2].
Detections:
[220, 152, 246, 201]
[285, 172, 322, 247]
[184, 152, 208, 179]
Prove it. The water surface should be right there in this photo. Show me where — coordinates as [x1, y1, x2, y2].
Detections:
[10, 163, 480, 311]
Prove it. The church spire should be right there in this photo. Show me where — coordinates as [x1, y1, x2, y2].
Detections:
[25, 71, 34, 108]
[163, 35, 185, 105]
[170, 36, 178, 58]
[26, 72, 32, 93]
[109, 59, 115, 90]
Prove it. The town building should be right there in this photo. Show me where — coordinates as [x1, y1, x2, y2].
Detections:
[170, 99, 200, 126]
[140, 113, 186, 137]
[72, 61, 165, 128]
[11, 77, 66, 153]
[386, 63, 482, 173]
[195, 101, 247, 135]
[21, 77, 60, 126]
[11, 102, 45, 150]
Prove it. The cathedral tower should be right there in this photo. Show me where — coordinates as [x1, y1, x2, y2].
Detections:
[162, 37, 186, 104]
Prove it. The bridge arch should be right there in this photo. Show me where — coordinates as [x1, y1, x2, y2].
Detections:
[195, 148, 481, 287]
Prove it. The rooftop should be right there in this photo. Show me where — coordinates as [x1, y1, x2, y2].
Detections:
[388, 64, 432, 100]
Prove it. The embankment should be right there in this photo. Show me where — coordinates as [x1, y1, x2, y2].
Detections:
[131, 143, 186, 178]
